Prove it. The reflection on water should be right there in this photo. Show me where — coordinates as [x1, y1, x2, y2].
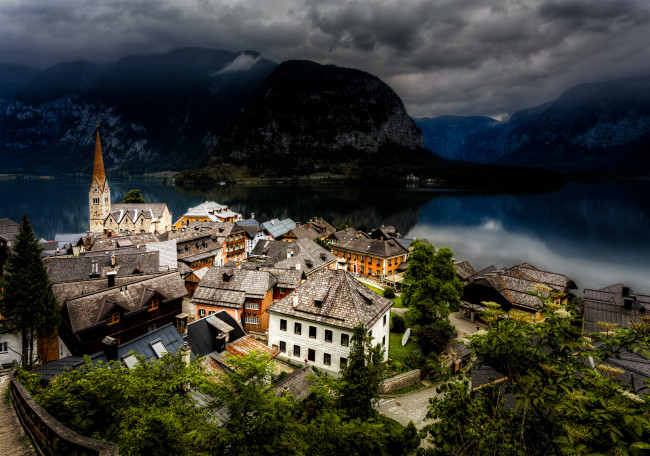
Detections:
[1, 179, 648, 293]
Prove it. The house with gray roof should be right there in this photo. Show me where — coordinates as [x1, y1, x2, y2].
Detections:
[60, 271, 187, 356]
[191, 266, 279, 334]
[583, 283, 650, 334]
[268, 269, 392, 375]
[256, 238, 338, 278]
[332, 237, 409, 279]
[260, 218, 296, 240]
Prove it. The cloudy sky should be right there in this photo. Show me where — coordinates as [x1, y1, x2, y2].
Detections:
[1, 0, 650, 118]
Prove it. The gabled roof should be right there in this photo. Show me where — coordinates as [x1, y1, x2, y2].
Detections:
[54, 233, 86, 248]
[87, 233, 160, 251]
[47, 251, 161, 283]
[274, 366, 317, 401]
[335, 237, 409, 258]
[191, 266, 278, 308]
[582, 283, 650, 333]
[269, 269, 393, 330]
[328, 228, 368, 243]
[64, 272, 187, 333]
[259, 238, 337, 275]
[289, 225, 321, 240]
[0, 218, 19, 243]
[454, 260, 477, 281]
[502, 262, 577, 291]
[238, 224, 261, 238]
[261, 218, 296, 238]
[370, 225, 401, 240]
[144, 239, 178, 271]
[110, 203, 169, 221]
[186, 311, 246, 357]
[237, 218, 260, 227]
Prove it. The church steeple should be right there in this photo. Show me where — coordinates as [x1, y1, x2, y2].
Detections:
[89, 125, 111, 233]
[91, 125, 107, 190]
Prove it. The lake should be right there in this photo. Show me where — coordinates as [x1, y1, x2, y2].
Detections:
[1, 178, 649, 294]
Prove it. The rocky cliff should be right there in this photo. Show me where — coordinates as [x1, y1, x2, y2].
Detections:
[204, 60, 424, 177]
[0, 48, 277, 175]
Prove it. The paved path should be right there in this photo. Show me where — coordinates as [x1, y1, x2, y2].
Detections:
[0, 376, 36, 456]
[376, 381, 443, 429]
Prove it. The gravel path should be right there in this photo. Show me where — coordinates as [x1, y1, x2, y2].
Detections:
[0, 376, 36, 456]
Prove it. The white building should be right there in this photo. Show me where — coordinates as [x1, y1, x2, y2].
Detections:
[268, 269, 392, 375]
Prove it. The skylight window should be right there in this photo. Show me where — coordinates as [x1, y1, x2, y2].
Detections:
[122, 354, 138, 369]
[150, 340, 168, 359]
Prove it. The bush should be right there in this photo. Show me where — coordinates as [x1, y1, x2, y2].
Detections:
[391, 314, 406, 333]
[383, 287, 396, 299]
[416, 325, 453, 355]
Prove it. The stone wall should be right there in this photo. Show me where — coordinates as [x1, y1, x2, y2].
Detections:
[378, 369, 422, 394]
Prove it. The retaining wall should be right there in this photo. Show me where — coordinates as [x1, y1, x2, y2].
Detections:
[378, 369, 422, 394]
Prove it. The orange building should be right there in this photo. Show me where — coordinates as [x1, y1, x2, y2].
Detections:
[332, 238, 409, 279]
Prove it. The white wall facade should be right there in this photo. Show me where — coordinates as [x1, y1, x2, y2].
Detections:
[268, 308, 391, 376]
[0, 330, 38, 367]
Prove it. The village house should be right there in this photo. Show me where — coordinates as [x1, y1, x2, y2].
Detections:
[369, 225, 401, 240]
[326, 227, 369, 243]
[250, 238, 338, 277]
[460, 262, 577, 321]
[282, 218, 337, 242]
[89, 128, 173, 234]
[59, 271, 187, 355]
[172, 201, 243, 229]
[267, 269, 392, 375]
[190, 266, 279, 334]
[260, 218, 297, 241]
[582, 283, 650, 334]
[332, 237, 409, 279]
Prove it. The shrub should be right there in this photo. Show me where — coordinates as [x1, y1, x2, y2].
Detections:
[391, 314, 406, 333]
[416, 325, 453, 355]
[383, 287, 396, 299]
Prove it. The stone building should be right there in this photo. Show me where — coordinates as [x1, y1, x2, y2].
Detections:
[88, 128, 172, 234]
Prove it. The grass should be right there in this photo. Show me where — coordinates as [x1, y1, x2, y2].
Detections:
[388, 332, 417, 364]
[362, 282, 405, 308]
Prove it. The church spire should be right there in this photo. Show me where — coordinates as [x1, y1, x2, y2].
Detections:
[92, 124, 106, 189]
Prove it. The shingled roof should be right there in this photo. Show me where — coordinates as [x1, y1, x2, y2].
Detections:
[583, 283, 650, 334]
[47, 251, 161, 283]
[110, 203, 169, 222]
[64, 272, 187, 334]
[0, 218, 19, 244]
[454, 260, 477, 282]
[269, 269, 393, 330]
[335, 237, 409, 258]
[260, 238, 337, 275]
[191, 266, 278, 309]
[87, 233, 161, 252]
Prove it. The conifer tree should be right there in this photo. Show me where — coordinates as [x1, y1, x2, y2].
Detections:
[339, 323, 385, 419]
[2, 213, 59, 368]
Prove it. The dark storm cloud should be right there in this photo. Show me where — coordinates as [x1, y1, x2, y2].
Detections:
[1, 0, 650, 118]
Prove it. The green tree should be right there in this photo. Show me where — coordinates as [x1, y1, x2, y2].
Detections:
[122, 189, 146, 203]
[339, 323, 386, 420]
[335, 217, 354, 231]
[2, 213, 59, 368]
[402, 240, 462, 329]
[19, 351, 221, 456]
[422, 298, 650, 456]
[314, 237, 333, 252]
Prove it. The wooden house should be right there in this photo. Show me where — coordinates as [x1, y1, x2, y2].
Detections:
[582, 283, 650, 334]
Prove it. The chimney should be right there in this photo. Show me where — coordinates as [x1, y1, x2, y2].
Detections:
[175, 313, 189, 336]
[110, 253, 116, 267]
[295, 264, 300, 270]
[180, 342, 192, 392]
[107, 270, 117, 287]
[102, 336, 119, 362]
[292, 291, 298, 308]
[287, 249, 294, 259]
[251, 212, 255, 219]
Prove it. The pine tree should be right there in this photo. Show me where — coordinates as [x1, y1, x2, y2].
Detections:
[339, 323, 385, 419]
[2, 213, 60, 368]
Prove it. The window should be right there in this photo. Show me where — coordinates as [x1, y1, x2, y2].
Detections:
[369, 330, 372, 338]
[148, 298, 159, 311]
[324, 353, 331, 366]
[360, 266, 364, 273]
[341, 333, 349, 347]
[382, 335, 386, 346]
[325, 329, 333, 343]
[199, 309, 206, 318]
[383, 314, 387, 326]
[209, 310, 215, 315]
[353, 255, 357, 261]
[308, 349, 315, 362]
[294, 322, 302, 335]
[309, 326, 317, 339]
[280, 341, 286, 353]
[280, 319, 287, 331]
[246, 302, 260, 310]
[107, 312, 120, 325]
[388, 259, 392, 266]
[340, 357, 347, 369]
[122, 354, 138, 369]
[150, 340, 168, 359]
[279, 288, 285, 294]
[245, 316, 259, 325]
[376, 259, 380, 266]
[360, 256, 364, 262]
[294, 345, 301, 357]
[0, 342, 7, 353]
[368, 269, 373, 275]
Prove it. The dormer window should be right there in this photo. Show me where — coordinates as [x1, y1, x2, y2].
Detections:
[314, 299, 323, 307]
[132, 266, 144, 274]
[149, 298, 159, 311]
[107, 312, 120, 325]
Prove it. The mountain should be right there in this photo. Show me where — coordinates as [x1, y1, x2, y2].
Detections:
[415, 76, 650, 173]
[414, 115, 505, 163]
[0, 48, 277, 175]
[179, 60, 424, 182]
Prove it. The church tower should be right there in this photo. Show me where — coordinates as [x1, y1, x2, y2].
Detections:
[89, 126, 111, 232]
